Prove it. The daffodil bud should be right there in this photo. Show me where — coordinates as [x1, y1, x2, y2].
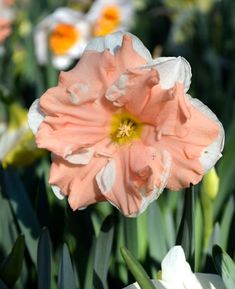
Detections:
[201, 167, 220, 201]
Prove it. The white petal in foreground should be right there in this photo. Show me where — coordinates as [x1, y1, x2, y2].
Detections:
[188, 96, 225, 173]
[85, 31, 152, 62]
[146, 56, 192, 92]
[195, 273, 226, 289]
[161, 246, 193, 285]
[28, 99, 45, 135]
[123, 246, 225, 289]
[96, 159, 116, 194]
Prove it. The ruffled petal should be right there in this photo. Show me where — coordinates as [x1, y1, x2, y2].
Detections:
[143, 83, 221, 190]
[147, 56, 191, 92]
[96, 141, 171, 217]
[59, 33, 148, 97]
[36, 86, 111, 160]
[188, 96, 224, 173]
[106, 67, 159, 112]
[85, 31, 152, 63]
[48, 155, 107, 210]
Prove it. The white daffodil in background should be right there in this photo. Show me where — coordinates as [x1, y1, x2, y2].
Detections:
[124, 246, 225, 289]
[0, 103, 44, 168]
[87, 0, 134, 37]
[34, 7, 90, 69]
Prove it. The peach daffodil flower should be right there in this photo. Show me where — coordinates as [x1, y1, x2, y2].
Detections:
[28, 32, 224, 217]
[34, 7, 90, 69]
[123, 246, 225, 289]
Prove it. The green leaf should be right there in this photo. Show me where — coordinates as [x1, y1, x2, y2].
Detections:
[84, 240, 95, 289]
[93, 215, 114, 289]
[57, 244, 76, 289]
[124, 217, 138, 258]
[220, 197, 234, 249]
[176, 186, 195, 269]
[37, 228, 51, 289]
[215, 118, 235, 218]
[120, 246, 155, 289]
[0, 168, 40, 264]
[212, 245, 235, 289]
[208, 223, 222, 254]
[194, 199, 203, 272]
[0, 235, 25, 287]
[137, 211, 148, 261]
[147, 202, 167, 277]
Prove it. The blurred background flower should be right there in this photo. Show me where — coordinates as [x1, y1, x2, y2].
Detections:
[87, 0, 134, 36]
[0, 0, 14, 49]
[34, 7, 90, 69]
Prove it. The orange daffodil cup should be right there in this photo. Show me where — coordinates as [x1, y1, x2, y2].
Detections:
[34, 8, 90, 69]
[28, 32, 224, 217]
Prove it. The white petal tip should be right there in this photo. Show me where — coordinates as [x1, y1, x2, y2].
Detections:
[51, 185, 65, 200]
[96, 160, 116, 194]
[28, 99, 45, 135]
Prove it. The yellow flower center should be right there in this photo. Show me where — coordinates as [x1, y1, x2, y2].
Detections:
[93, 5, 121, 36]
[49, 23, 79, 55]
[110, 111, 143, 145]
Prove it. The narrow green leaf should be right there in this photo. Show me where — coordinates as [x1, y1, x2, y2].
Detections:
[57, 244, 76, 289]
[124, 217, 138, 258]
[0, 235, 25, 287]
[208, 223, 222, 254]
[176, 186, 195, 269]
[120, 247, 155, 289]
[147, 202, 168, 277]
[84, 240, 95, 289]
[215, 118, 235, 218]
[194, 199, 203, 272]
[212, 245, 235, 289]
[220, 197, 234, 249]
[0, 168, 40, 264]
[137, 211, 148, 261]
[93, 215, 114, 289]
[37, 228, 51, 289]
[163, 209, 175, 248]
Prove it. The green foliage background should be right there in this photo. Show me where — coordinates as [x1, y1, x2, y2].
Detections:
[0, 0, 235, 288]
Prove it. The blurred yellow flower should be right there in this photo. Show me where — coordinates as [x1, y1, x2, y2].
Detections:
[164, 0, 214, 13]
[163, 0, 215, 43]
[87, 0, 134, 36]
[0, 103, 44, 168]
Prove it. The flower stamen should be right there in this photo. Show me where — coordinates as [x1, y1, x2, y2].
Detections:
[110, 111, 143, 145]
[116, 119, 135, 138]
